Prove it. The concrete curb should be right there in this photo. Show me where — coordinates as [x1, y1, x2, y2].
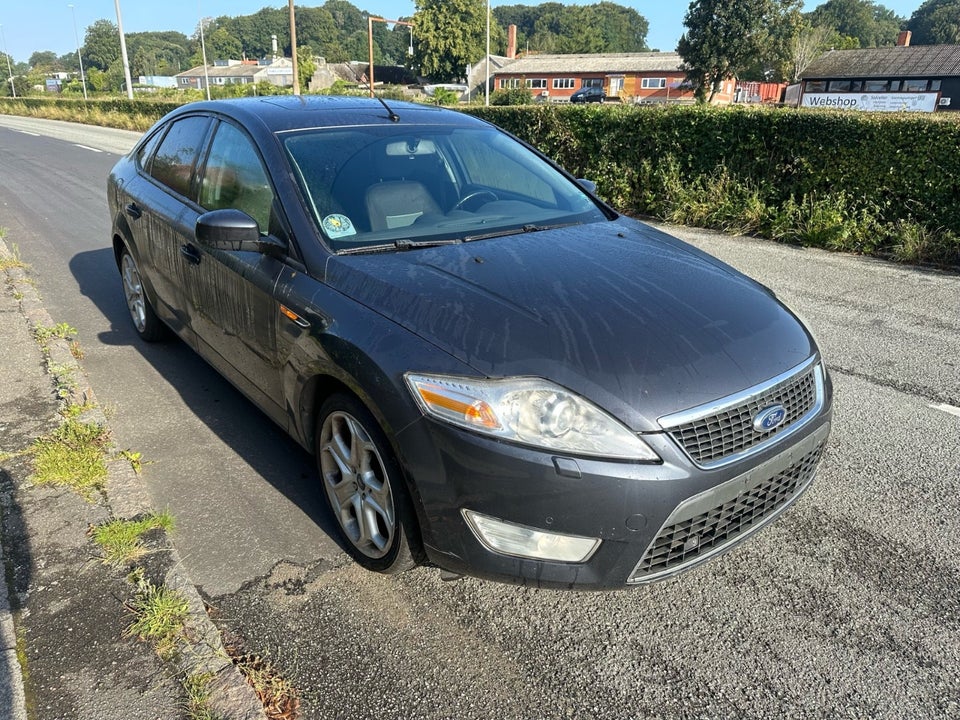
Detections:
[0, 237, 266, 719]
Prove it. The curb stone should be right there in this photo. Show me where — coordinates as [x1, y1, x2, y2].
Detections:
[0, 237, 266, 720]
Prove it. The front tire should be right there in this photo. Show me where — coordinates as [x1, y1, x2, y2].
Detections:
[120, 247, 166, 342]
[316, 394, 419, 574]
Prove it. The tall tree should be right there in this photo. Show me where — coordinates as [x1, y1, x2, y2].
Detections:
[907, 0, 960, 44]
[678, 0, 796, 101]
[805, 0, 904, 47]
[83, 19, 121, 71]
[414, 0, 486, 82]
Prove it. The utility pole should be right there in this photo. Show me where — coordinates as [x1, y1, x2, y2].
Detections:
[0, 24, 15, 99]
[68, 5, 88, 100]
[114, 0, 134, 100]
[289, 0, 300, 95]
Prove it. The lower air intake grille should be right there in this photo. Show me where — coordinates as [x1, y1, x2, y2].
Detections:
[629, 443, 823, 583]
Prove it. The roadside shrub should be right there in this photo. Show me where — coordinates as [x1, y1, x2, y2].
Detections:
[464, 103, 960, 266]
[490, 88, 533, 106]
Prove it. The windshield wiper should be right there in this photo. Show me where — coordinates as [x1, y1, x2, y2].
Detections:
[464, 222, 579, 243]
[337, 237, 462, 255]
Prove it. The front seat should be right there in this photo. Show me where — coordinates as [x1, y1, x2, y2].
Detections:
[365, 181, 442, 231]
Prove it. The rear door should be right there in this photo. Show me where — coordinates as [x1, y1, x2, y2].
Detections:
[126, 114, 214, 338]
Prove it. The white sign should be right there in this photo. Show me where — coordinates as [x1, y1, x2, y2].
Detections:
[801, 92, 939, 113]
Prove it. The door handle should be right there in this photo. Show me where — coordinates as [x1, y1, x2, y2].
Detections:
[179, 244, 202, 265]
[125, 202, 142, 220]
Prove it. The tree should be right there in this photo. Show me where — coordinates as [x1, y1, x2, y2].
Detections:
[494, 2, 648, 55]
[907, 0, 960, 44]
[83, 19, 121, 71]
[297, 45, 316, 90]
[805, 0, 904, 47]
[678, 0, 796, 101]
[29, 51, 61, 71]
[414, 0, 486, 82]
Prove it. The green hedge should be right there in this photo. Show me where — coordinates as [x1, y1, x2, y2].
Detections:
[464, 104, 960, 266]
[2, 97, 958, 265]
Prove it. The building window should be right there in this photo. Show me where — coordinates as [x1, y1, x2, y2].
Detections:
[641, 77, 666, 89]
[805, 80, 827, 92]
[902, 79, 928, 92]
[583, 78, 603, 88]
[931, 80, 942, 91]
[850, 81, 863, 92]
[828, 80, 851, 92]
[553, 78, 575, 89]
[500, 78, 520, 89]
[864, 80, 889, 92]
[526, 78, 547, 89]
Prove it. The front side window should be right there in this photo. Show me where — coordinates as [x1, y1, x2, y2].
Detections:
[149, 116, 212, 198]
[282, 125, 607, 251]
[200, 121, 275, 234]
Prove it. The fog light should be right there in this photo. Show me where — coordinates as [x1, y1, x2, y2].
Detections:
[462, 509, 600, 563]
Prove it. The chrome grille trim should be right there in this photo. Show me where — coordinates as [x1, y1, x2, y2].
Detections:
[628, 425, 828, 585]
[658, 357, 824, 469]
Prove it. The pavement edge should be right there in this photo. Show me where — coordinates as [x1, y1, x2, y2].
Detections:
[0, 237, 266, 720]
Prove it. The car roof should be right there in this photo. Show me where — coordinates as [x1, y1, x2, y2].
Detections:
[165, 95, 487, 135]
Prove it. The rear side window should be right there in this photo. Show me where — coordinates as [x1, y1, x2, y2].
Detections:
[149, 116, 211, 198]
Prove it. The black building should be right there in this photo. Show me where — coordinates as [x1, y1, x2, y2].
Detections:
[797, 34, 960, 112]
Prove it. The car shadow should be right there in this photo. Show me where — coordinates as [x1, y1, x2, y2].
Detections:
[68, 247, 347, 557]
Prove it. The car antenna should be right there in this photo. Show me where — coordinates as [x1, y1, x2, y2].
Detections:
[376, 94, 400, 123]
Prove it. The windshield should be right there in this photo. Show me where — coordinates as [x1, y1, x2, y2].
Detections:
[282, 124, 609, 252]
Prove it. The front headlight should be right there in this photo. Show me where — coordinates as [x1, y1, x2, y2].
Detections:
[405, 374, 659, 461]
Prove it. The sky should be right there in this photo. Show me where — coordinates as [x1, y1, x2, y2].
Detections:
[0, 0, 929, 65]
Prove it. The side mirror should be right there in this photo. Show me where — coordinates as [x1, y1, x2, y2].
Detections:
[196, 209, 287, 256]
[576, 178, 597, 194]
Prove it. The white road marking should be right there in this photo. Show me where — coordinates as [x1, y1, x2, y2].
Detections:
[930, 403, 960, 418]
[16, 130, 40, 136]
[73, 144, 103, 153]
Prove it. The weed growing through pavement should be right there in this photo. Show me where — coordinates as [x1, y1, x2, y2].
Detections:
[30, 418, 110, 498]
[34, 322, 77, 346]
[90, 510, 174, 567]
[0, 240, 28, 271]
[223, 631, 300, 720]
[47, 362, 79, 400]
[69, 340, 84, 360]
[125, 569, 189, 661]
[182, 672, 218, 720]
[119, 448, 145, 474]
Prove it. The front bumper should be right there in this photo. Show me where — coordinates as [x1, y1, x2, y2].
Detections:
[395, 398, 832, 590]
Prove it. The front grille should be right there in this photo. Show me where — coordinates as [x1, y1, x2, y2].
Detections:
[628, 443, 823, 583]
[666, 365, 818, 466]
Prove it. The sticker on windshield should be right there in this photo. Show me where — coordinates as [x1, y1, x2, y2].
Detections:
[322, 214, 356, 239]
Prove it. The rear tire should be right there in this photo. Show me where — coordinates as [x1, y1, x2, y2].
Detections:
[316, 393, 419, 574]
[119, 247, 166, 342]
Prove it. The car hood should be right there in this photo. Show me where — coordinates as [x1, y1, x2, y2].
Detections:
[324, 218, 816, 431]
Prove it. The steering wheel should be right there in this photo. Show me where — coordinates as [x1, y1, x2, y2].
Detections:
[453, 190, 499, 212]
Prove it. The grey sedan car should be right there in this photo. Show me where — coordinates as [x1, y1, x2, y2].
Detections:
[108, 96, 832, 588]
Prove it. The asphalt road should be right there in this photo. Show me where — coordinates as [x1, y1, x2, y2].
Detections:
[1, 115, 959, 719]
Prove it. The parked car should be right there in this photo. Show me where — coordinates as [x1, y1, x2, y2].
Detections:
[570, 86, 607, 103]
[107, 96, 832, 589]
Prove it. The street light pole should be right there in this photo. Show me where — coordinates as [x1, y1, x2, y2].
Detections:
[68, 4, 88, 101]
[485, 0, 490, 107]
[288, 0, 300, 95]
[0, 24, 15, 99]
[113, 0, 134, 100]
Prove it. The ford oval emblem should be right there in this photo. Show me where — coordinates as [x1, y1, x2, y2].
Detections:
[753, 405, 787, 432]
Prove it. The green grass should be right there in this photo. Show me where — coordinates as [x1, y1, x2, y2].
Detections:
[125, 571, 189, 661]
[34, 322, 77, 344]
[30, 418, 110, 498]
[0, 239, 28, 271]
[90, 511, 174, 567]
[183, 672, 219, 720]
